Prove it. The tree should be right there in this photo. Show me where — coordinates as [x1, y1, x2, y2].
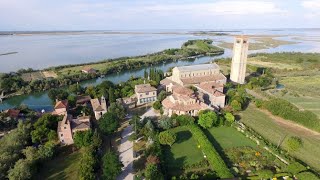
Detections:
[69, 83, 83, 94]
[198, 110, 217, 129]
[108, 87, 116, 103]
[99, 112, 120, 135]
[175, 115, 195, 125]
[73, 130, 94, 148]
[256, 169, 274, 179]
[158, 130, 176, 146]
[67, 95, 76, 108]
[158, 116, 174, 130]
[108, 102, 126, 120]
[157, 91, 167, 102]
[286, 162, 307, 176]
[102, 151, 123, 180]
[230, 100, 242, 111]
[145, 164, 164, 180]
[31, 114, 60, 144]
[8, 159, 34, 180]
[48, 89, 69, 101]
[224, 112, 235, 124]
[79, 147, 96, 180]
[153, 101, 162, 110]
[286, 136, 303, 152]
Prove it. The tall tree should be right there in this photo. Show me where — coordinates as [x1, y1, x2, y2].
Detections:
[102, 151, 123, 180]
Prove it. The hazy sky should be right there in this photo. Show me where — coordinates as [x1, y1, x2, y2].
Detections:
[1, 0, 320, 30]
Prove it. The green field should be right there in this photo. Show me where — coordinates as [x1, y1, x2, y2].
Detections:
[280, 94, 320, 117]
[205, 126, 258, 150]
[164, 126, 206, 173]
[239, 105, 320, 172]
[36, 147, 80, 180]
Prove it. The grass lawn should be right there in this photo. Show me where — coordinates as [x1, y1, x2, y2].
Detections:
[239, 105, 320, 172]
[205, 126, 258, 150]
[164, 126, 205, 173]
[35, 146, 80, 180]
[280, 94, 320, 117]
[279, 75, 320, 97]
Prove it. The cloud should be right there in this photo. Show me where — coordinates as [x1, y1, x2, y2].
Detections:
[301, 0, 320, 18]
[143, 1, 287, 16]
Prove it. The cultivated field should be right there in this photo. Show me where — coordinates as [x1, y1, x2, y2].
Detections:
[239, 105, 320, 171]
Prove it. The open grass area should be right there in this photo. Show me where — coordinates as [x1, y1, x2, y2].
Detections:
[205, 126, 258, 150]
[279, 75, 320, 97]
[239, 105, 320, 172]
[164, 126, 206, 173]
[36, 146, 80, 180]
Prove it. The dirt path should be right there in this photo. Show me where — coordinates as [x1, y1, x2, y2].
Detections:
[117, 125, 134, 180]
[255, 106, 320, 139]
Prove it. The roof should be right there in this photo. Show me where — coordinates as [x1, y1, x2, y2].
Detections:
[5, 109, 20, 118]
[54, 100, 68, 109]
[196, 82, 225, 97]
[175, 63, 219, 72]
[172, 86, 194, 96]
[160, 78, 178, 86]
[72, 116, 91, 130]
[135, 84, 157, 93]
[82, 67, 96, 72]
[162, 96, 207, 111]
[180, 73, 226, 85]
[90, 98, 106, 111]
[76, 96, 91, 104]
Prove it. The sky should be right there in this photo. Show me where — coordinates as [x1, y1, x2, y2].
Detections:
[0, 0, 320, 31]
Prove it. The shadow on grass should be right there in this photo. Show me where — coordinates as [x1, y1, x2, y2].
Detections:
[175, 130, 192, 144]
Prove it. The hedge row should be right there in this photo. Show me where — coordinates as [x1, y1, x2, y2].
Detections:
[263, 98, 320, 132]
[186, 125, 234, 178]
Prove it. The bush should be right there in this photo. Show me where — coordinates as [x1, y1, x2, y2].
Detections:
[198, 110, 217, 129]
[158, 116, 174, 130]
[186, 125, 233, 178]
[285, 136, 303, 152]
[153, 101, 162, 110]
[102, 151, 123, 180]
[224, 112, 235, 124]
[158, 130, 176, 146]
[296, 172, 319, 180]
[286, 162, 307, 176]
[99, 112, 120, 135]
[175, 115, 195, 126]
[230, 100, 242, 111]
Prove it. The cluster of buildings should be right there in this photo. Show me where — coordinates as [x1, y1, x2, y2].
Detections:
[133, 36, 249, 117]
[54, 96, 107, 145]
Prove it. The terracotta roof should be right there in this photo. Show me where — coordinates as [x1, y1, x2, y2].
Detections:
[172, 86, 194, 96]
[160, 78, 178, 86]
[54, 100, 68, 109]
[180, 73, 226, 85]
[5, 109, 20, 118]
[82, 67, 96, 72]
[162, 96, 207, 111]
[175, 63, 219, 72]
[135, 84, 157, 93]
[72, 122, 90, 130]
[196, 82, 225, 97]
[90, 98, 106, 111]
[76, 96, 91, 104]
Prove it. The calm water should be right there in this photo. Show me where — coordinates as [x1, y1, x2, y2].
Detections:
[1, 29, 320, 111]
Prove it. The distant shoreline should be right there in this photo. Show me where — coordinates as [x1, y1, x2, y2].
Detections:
[0, 52, 18, 56]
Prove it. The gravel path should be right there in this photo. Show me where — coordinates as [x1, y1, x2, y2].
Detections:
[117, 125, 134, 180]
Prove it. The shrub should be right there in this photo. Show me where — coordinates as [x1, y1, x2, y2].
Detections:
[285, 136, 303, 152]
[153, 101, 162, 110]
[286, 162, 307, 176]
[186, 125, 233, 178]
[102, 151, 123, 180]
[198, 110, 217, 129]
[256, 169, 274, 179]
[158, 130, 176, 146]
[175, 115, 195, 125]
[224, 112, 235, 124]
[296, 172, 319, 180]
[231, 100, 242, 111]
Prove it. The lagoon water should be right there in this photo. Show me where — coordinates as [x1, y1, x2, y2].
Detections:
[1, 29, 320, 111]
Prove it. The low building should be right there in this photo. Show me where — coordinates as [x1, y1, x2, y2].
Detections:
[116, 96, 136, 109]
[195, 82, 226, 108]
[90, 96, 107, 120]
[135, 84, 157, 106]
[76, 95, 91, 106]
[57, 114, 91, 145]
[82, 67, 97, 74]
[4, 109, 21, 119]
[52, 100, 68, 115]
[162, 85, 209, 116]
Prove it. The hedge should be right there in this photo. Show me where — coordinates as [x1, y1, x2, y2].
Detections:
[186, 125, 233, 178]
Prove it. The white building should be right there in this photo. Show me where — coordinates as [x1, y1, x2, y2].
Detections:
[230, 36, 249, 84]
[90, 96, 107, 120]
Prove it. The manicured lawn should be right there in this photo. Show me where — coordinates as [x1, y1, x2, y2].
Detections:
[164, 126, 205, 172]
[35, 146, 80, 180]
[281, 94, 320, 117]
[239, 105, 320, 172]
[205, 126, 257, 150]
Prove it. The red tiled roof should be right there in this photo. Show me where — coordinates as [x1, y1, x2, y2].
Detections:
[76, 96, 91, 104]
[162, 96, 207, 111]
[54, 100, 68, 109]
[135, 84, 157, 93]
[82, 67, 96, 72]
[5, 109, 20, 118]
[172, 85, 194, 96]
[180, 73, 226, 85]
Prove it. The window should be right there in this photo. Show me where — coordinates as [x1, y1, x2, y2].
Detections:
[243, 40, 247, 44]
[236, 40, 240, 43]
[64, 126, 66, 129]
[60, 133, 63, 137]
[153, 92, 155, 95]
[140, 94, 142, 97]
[146, 92, 149, 95]
[61, 140, 64, 143]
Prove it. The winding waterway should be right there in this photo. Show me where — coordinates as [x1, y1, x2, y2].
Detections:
[1, 29, 320, 111]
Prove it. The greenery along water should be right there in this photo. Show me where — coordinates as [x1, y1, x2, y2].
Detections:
[0, 51, 231, 112]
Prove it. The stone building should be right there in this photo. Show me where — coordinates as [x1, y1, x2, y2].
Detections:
[135, 84, 157, 106]
[160, 63, 226, 113]
[230, 36, 249, 84]
[162, 85, 209, 116]
[52, 100, 68, 115]
[82, 67, 97, 74]
[90, 96, 107, 120]
[57, 114, 91, 145]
